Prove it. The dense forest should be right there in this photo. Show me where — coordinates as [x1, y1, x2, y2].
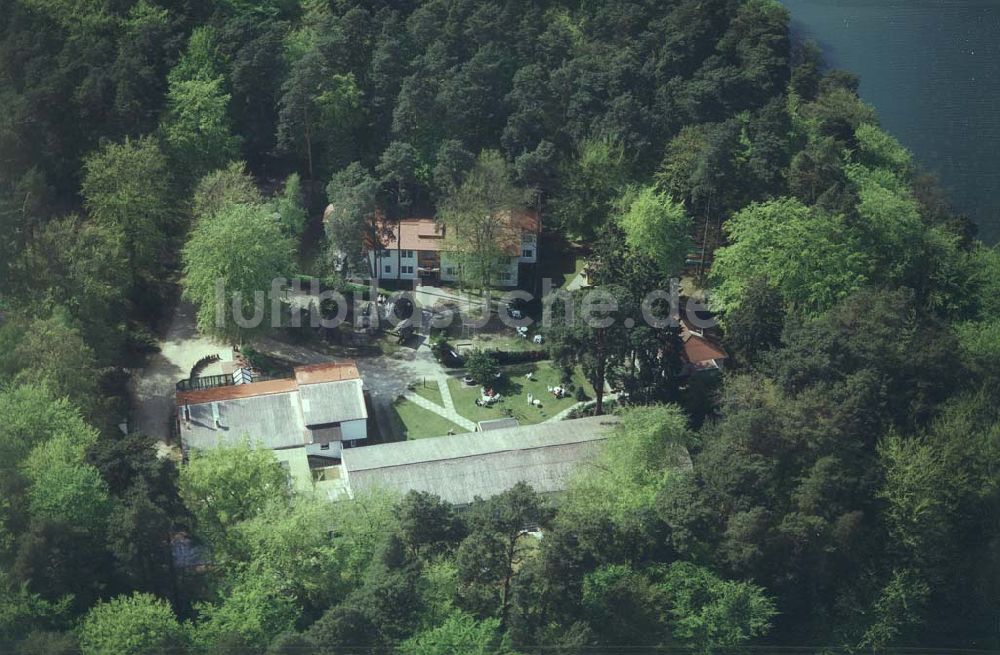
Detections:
[1, 0, 999, 653]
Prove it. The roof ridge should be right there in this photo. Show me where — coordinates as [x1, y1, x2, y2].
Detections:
[348, 435, 609, 472]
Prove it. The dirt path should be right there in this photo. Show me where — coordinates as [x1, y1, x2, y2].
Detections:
[129, 302, 229, 442]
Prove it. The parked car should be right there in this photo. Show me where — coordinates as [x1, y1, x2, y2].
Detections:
[504, 298, 526, 320]
[442, 348, 464, 368]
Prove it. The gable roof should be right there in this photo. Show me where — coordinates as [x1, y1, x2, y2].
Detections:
[176, 378, 299, 406]
[342, 416, 618, 504]
[682, 332, 728, 369]
[299, 378, 367, 426]
[295, 361, 360, 385]
[507, 209, 541, 234]
[367, 210, 541, 255]
[383, 218, 447, 252]
[477, 418, 520, 431]
[181, 390, 309, 451]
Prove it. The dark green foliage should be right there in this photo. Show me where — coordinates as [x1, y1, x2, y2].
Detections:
[790, 40, 823, 100]
[14, 631, 78, 655]
[396, 490, 466, 559]
[0, 0, 996, 653]
[464, 349, 499, 386]
[722, 276, 785, 367]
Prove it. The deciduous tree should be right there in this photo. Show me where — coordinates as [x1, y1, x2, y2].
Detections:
[179, 444, 290, 552]
[439, 151, 528, 290]
[324, 163, 380, 276]
[182, 203, 296, 342]
[711, 197, 870, 316]
[617, 186, 691, 277]
[81, 137, 175, 291]
[79, 593, 186, 655]
[192, 162, 262, 222]
[161, 76, 240, 185]
[552, 138, 627, 240]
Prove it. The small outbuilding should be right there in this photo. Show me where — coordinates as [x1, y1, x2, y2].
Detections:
[477, 417, 520, 432]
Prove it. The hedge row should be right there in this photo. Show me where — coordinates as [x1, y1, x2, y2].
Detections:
[490, 349, 548, 364]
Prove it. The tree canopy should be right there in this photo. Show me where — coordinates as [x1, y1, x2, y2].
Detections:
[182, 200, 296, 342]
[0, 0, 996, 652]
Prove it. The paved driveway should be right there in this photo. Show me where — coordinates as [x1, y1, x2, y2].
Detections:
[131, 297, 457, 445]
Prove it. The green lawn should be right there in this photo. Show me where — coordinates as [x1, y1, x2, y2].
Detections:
[390, 396, 466, 440]
[470, 331, 539, 352]
[408, 379, 443, 405]
[447, 362, 594, 426]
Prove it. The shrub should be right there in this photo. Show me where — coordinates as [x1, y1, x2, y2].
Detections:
[491, 349, 548, 365]
[431, 337, 451, 361]
[242, 345, 260, 368]
[466, 349, 500, 384]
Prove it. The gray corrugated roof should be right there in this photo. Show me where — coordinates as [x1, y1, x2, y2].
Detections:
[298, 379, 367, 426]
[181, 391, 308, 451]
[342, 416, 619, 504]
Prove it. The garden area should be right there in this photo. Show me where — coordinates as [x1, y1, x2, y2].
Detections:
[388, 396, 466, 440]
[408, 379, 443, 405]
[447, 361, 595, 426]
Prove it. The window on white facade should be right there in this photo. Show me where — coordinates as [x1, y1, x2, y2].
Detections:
[402, 249, 414, 258]
[384, 265, 391, 274]
[402, 265, 414, 274]
[522, 249, 533, 258]
[446, 267, 456, 276]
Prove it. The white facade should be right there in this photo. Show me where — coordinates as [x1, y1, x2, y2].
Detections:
[366, 218, 537, 288]
[496, 257, 520, 286]
[519, 233, 538, 263]
[375, 251, 522, 287]
[371, 249, 418, 281]
[341, 418, 367, 441]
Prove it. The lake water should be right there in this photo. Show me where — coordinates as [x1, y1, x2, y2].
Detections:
[781, 0, 1000, 244]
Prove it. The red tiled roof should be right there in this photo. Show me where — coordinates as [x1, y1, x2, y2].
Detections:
[366, 210, 541, 255]
[399, 219, 446, 251]
[176, 378, 298, 405]
[295, 361, 360, 385]
[373, 218, 446, 252]
[176, 361, 360, 406]
[682, 333, 727, 367]
[508, 209, 541, 233]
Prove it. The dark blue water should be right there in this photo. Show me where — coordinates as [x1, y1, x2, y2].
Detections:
[781, 0, 1000, 244]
